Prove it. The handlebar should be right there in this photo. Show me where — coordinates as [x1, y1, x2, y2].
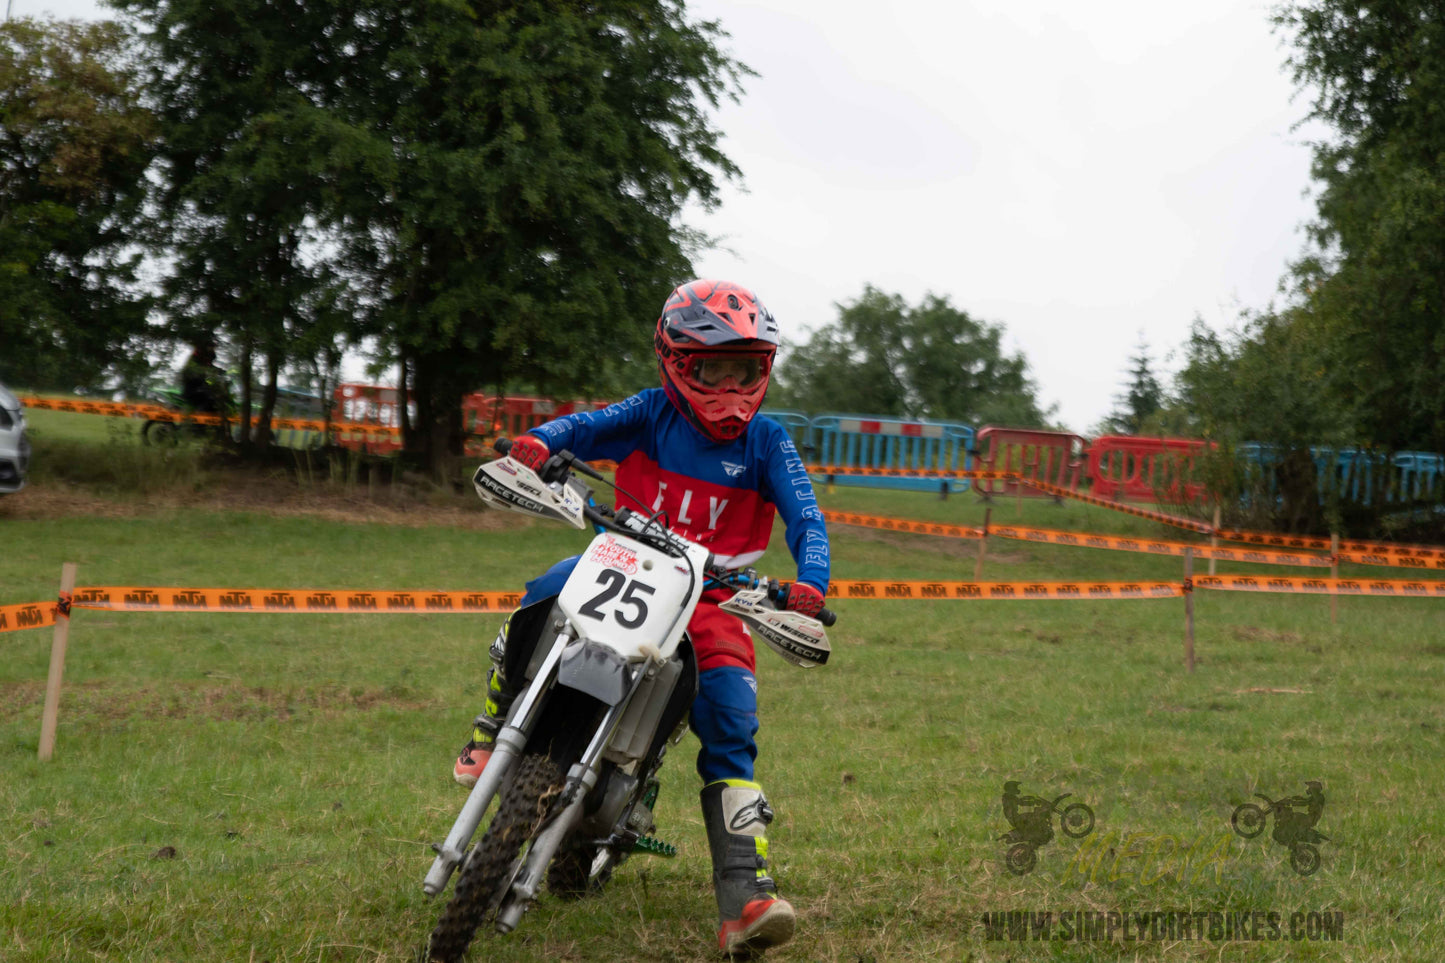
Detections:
[493, 437, 838, 627]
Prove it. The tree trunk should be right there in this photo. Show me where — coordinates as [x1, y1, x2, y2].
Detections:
[411, 349, 467, 482]
[254, 346, 282, 449]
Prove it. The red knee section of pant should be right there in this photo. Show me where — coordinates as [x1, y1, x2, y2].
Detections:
[690, 591, 756, 674]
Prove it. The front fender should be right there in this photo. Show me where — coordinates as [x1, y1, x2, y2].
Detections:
[557, 640, 632, 706]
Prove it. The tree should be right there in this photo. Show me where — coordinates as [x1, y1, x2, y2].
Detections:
[114, 0, 373, 448]
[771, 285, 1049, 426]
[0, 17, 157, 391]
[1273, 0, 1445, 453]
[1098, 336, 1163, 435]
[328, 0, 749, 476]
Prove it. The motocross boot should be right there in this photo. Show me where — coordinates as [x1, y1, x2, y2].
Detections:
[452, 620, 517, 787]
[701, 780, 796, 958]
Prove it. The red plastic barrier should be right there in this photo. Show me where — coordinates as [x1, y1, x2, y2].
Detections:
[973, 427, 1088, 498]
[460, 394, 612, 440]
[332, 384, 613, 455]
[333, 383, 406, 453]
[1086, 435, 1212, 503]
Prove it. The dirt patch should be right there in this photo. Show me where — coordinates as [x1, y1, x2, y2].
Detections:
[1231, 625, 1307, 645]
[0, 679, 440, 722]
[836, 524, 1028, 564]
[0, 475, 528, 531]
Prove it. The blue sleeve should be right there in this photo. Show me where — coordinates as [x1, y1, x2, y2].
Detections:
[756, 422, 831, 595]
[525, 392, 653, 463]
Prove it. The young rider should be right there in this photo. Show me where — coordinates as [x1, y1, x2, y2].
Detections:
[454, 279, 831, 957]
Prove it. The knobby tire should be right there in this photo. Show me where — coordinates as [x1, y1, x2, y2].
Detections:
[426, 753, 566, 963]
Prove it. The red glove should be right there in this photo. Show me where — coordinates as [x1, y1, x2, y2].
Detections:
[509, 434, 550, 472]
[783, 582, 825, 618]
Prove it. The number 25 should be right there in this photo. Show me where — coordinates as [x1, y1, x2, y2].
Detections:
[578, 569, 655, 628]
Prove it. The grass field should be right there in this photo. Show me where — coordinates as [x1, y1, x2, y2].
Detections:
[2, 408, 1443, 962]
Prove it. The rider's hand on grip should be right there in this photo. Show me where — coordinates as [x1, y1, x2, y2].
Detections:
[783, 582, 825, 619]
[509, 434, 550, 472]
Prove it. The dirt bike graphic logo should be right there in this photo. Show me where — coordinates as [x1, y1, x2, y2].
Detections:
[1231, 781, 1328, 876]
[998, 782, 1095, 876]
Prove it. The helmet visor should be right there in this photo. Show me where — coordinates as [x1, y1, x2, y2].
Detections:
[689, 354, 766, 391]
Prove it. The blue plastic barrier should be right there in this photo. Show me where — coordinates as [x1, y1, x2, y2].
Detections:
[807, 414, 975, 494]
[760, 409, 811, 451]
[1393, 451, 1445, 502]
[1233, 443, 1445, 507]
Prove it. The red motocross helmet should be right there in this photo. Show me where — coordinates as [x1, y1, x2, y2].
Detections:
[655, 279, 780, 442]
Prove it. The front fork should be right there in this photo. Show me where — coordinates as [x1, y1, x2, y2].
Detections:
[493, 664, 650, 931]
[422, 630, 572, 896]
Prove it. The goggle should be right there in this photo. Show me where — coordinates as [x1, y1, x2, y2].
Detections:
[688, 354, 767, 390]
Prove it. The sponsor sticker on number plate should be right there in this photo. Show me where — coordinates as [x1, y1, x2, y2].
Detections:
[588, 535, 639, 574]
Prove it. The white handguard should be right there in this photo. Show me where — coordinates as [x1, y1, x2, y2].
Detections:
[472, 457, 588, 529]
[718, 588, 831, 668]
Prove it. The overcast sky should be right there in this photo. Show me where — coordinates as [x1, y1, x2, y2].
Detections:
[17, 0, 1326, 434]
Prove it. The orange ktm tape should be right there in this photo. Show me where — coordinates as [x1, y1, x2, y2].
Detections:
[807, 464, 1017, 481]
[821, 510, 983, 540]
[21, 394, 403, 438]
[0, 600, 59, 634]
[826, 579, 1183, 600]
[1023, 478, 1214, 533]
[1336, 551, 1445, 571]
[985, 524, 1333, 568]
[822, 508, 1325, 566]
[1192, 575, 1445, 597]
[71, 587, 523, 613]
[1215, 528, 1445, 562]
[805, 464, 1214, 534]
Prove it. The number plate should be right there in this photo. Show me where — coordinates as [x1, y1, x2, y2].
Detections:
[558, 532, 706, 660]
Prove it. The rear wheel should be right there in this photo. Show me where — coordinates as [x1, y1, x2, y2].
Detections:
[426, 753, 566, 963]
[547, 840, 620, 900]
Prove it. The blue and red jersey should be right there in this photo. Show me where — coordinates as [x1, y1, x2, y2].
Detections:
[527, 388, 830, 595]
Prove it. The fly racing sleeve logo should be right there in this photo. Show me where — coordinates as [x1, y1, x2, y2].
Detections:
[722, 461, 746, 478]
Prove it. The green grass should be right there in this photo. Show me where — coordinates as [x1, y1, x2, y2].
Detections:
[1, 427, 1443, 961]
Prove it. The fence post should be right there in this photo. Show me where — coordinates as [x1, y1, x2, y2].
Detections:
[1209, 505, 1221, 576]
[1183, 548, 1195, 673]
[39, 562, 77, 762]
[1329, 533, 1339, 625]
[974, 507, 991, 581]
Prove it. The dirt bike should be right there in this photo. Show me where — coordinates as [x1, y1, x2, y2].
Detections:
[140, 386, 235, 446]
[422, 439, 837, 963]
[1000, 793, 1095, 875]
[1231, 794, 1327, 875]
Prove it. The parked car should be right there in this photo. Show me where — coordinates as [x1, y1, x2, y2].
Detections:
[0, 382, 31, 494]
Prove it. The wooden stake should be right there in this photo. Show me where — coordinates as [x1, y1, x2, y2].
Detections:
[1183, 548, 1195, 673]
[974, 507, 991, 581]
[1209, 505, 1221, 576]
[1330, 533, 1339, 625]
[39, 562, 77, 762]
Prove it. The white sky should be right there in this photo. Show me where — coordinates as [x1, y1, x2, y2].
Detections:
[20, 0, 1325, 434]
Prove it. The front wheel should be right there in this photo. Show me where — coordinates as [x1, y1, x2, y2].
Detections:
[142, 420, 178, 446]
[426, 753, 566, 963]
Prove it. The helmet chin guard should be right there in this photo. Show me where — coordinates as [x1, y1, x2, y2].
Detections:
[655, 280, 780, 443]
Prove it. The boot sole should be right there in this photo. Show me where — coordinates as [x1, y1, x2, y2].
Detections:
[723, 901, 796, 958]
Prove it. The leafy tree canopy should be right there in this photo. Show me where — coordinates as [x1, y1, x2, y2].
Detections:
[770, 285, 1050, 427]
[0, 17, 157, 391]
[1270, 0, 1445, 452]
